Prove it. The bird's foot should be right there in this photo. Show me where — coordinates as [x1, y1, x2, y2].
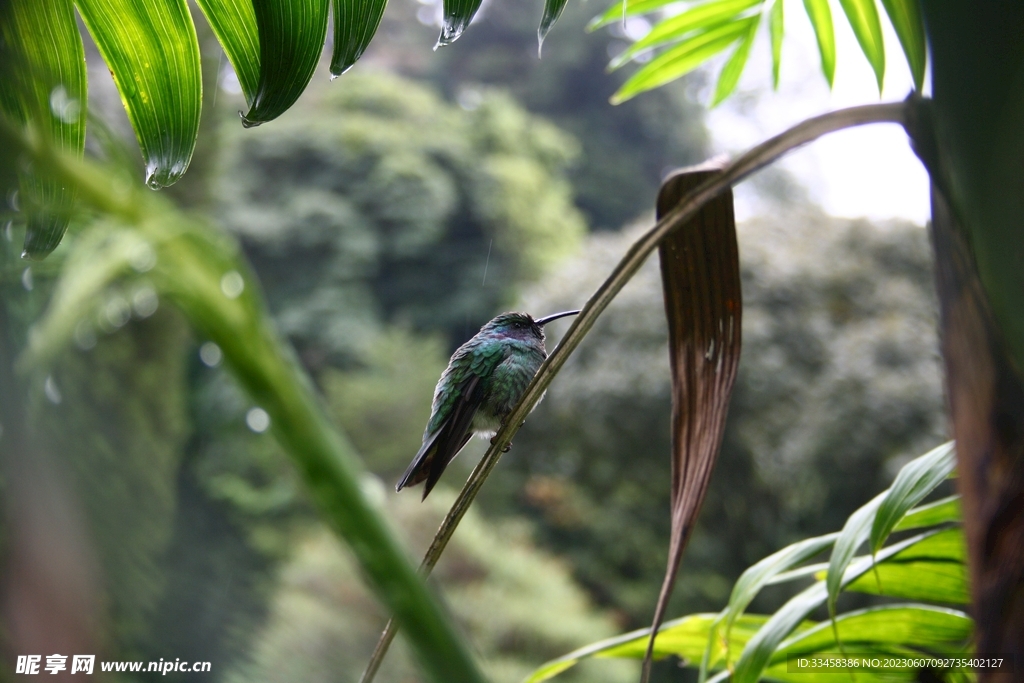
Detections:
[488, 434, 512, 452]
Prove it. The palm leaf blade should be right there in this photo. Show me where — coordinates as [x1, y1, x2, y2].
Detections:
[331, 0, 388, 76]
[76, 0, 202, 189]
[242, 0, 329, 126]
[612, 18, 754, 103]
[880, 0, 926, 91]
[802, 0, 835, 86]
[0, 0, 86, 258]
[838, 0, 886, 91]
[194, 0, 261, 105]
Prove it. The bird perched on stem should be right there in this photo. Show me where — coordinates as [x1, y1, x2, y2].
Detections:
[396, 309, 580, 499]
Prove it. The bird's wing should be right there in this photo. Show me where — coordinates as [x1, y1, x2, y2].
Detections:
[395, 374, 483, 499]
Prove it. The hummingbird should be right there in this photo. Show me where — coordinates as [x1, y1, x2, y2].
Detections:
[396, 309, 580, 499]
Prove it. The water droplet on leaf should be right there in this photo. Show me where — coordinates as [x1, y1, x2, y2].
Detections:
[246, 407, 270, 433]
[128, 242, 156, 272]
[221, 271, 244, 299]
[199, 341, 223, 367]
[103, 295, 131, 329]
[131, 285, 159, 318]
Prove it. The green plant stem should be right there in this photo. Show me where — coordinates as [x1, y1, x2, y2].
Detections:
[359, 99, 910, 683]
[1, 116, 488, 683]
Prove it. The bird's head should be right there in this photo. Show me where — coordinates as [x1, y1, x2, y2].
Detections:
[481, 310, 580, 343]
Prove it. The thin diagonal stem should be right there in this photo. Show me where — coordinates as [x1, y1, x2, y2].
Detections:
[359, 100, 910, 683]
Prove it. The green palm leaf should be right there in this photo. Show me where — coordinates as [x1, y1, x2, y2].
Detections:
[0, 0, 86, 259]
[712, 12, 761, 105]
[194, 0, 261, 105]
[774, 605, 972, 658]
[609, 0, 761, 69]
[768, 0, 783, 88]
[612, 16, 756, 103]
[76, 0, 201, 189]
[437, 0, 484, 46]
[242, 0, 329, 127]
[331, 0, 388, 76]
[880, 0, 926, 93]
[871, 442, 956, 553]
[732, 529, 940, 683]
[802, 0, 836, 86]
[838, 0, 885, 91]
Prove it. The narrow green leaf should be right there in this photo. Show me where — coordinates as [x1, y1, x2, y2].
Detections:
[763, 660, 918, 683]
[539, 0, 570, 49]
[731, 529, 939, 683]
[612, 17, 755, 104]
[0, 0, 86, 258]
[894, 495, 961, 531]
[825, 491, 886, 617]
[588, 0, 684, 31]
[838, 0, 885, 92]
[437, 0, 484, 47]
[603, 614, 768, 661]
[524, 614, 768, 682]
[775, 605, 972, 658]
[766, 562, 829, 585]
[609, 0, 761, 69]
[884, 527, 967, 564]
[331, 0, 388, 76]
[802, 0, 835, 86]
[76, 0, 201, 189]
[851, 529, 968, 603]
[194, 0, 261, 106]
[822, 531, 967, 606]
[242, 0, 329, 127]
[700, 532, 837, 683]
[879, 0, 926, 91]
[722, 533, 838, 642]
[769, 0, 783, 89]
[845, 560, 968, 604]
[712, 12, 760, 105]
[871, 442, 956, 553]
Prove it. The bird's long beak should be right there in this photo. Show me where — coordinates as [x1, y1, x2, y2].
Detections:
[535, 309, 581, 326]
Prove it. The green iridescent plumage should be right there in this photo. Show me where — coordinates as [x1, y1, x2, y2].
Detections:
[397, 310, 579, 499]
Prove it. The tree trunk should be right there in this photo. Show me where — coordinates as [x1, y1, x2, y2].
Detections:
[922, 3, 1024, 678]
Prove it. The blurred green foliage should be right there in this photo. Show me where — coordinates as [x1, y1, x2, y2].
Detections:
[32, 307, 191, 652]
[214, 71, 586, 366]
[365, 0, 709, 230]
[228, 491, 636, 683]
[321, 327, 449, 477]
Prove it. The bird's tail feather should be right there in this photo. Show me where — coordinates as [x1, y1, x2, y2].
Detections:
[396, 431, 441, 493]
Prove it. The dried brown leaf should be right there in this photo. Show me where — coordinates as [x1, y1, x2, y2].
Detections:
[641, 166, 742, 682]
